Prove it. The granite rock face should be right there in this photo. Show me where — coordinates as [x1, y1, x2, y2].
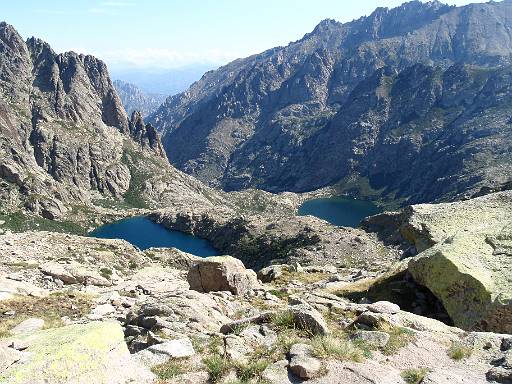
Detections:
[365, 191, 512, 333]
[0, 22, 224, 220]
[0, 322, 154, 384]
[150, 1, 512, 204]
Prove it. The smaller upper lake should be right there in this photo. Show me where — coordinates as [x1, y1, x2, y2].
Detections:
[298, 197, 381, 228]
[89, 216, 220, 257]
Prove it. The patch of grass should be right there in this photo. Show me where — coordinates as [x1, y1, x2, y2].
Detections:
[274, 270, 329, 286]
[249, 297, 274, 311]
[99, 267, 113, 279]
[3, 261, 39, 271]
[401, 368, 430, 384]
[207, 335, 224, 355]
[128, 261, 138, 269]
[310, 335, 364, 362]
[270, 310, 296, 330]
[203, 355, 231, 383]
[119, 289, 138, 298]
[0, 212, 86, 235]
[447, 342, 472, 361]
[0, 292, 93, 338]
[151, 359, 187, 380]
[378, 322, 416, 355]
[231, 322, 250, 336]
[267, 289, 289, 300]
[274, 329, 303, 357]
[234, 359, 270, 382]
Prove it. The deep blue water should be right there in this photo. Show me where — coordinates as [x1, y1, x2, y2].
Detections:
[298, 197, 381, 228]
[89, 216, 220, 256]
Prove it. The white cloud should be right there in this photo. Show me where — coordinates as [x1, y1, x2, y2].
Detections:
[101, 1, 136, 7]
[95, 47, 248, 69]
[87, 1, 135, 15]
[88, 7, 109, 14]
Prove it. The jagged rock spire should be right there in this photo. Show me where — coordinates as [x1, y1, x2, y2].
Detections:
[129, 111, 165, 157]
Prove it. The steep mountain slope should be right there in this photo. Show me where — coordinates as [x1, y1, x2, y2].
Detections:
[113, 80, 166, 117]
[0, 22, 223, 225]
[150, 0, 512, 204]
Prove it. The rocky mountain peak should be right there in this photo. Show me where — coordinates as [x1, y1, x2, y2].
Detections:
[113, 79, 166, 117]
[150, 0, 512, 203]
[311, 18, 341, 34]
[0, 21, 26, 54]
[0, 22, 182, 218]
[357, 0, 454, 41]
[128, 110, 165, 157]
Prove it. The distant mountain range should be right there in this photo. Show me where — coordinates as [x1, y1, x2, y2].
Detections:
[113, 80, 166, 117]
[111, 65, 215, 96]
[149, 0, 512, 205]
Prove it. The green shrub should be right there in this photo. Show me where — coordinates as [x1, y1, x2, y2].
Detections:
[447, 342, 472, 360]
[99, 268, 112, 279]
[310, 335, 363, 362]
[151, 359, 186, 380]
[234, 359, 270, 382]
[401, 368, 430, 384]
[270, 310, 296, 330]
[203, 355, 230, 383]
[379, 323, 416, 355]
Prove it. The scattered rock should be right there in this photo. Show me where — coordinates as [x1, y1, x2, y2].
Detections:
[288, 343, 321, 380]
[486, 367, 512, 383]
[11, 318, 44, 335]
[146, 338, 195, 358]
[261, 360, 294, 384]
[289, 343, 312, 357]
[368, 301, 400, 314]
[502, 337, 512, 352]
[40, 263, 78, 284]
[90, 304, 116, 317]
[220, 312, 273, 334]
[40, 262, 112, 287]
[258, 265, 285, 283]
[289, 305, 330, 335]
[289, 356, 321, 380]
[187, 256, 260, 295]
[349, 330, 390, 348]
[166, 371, 209, 384]
[0, 278, 48, 300]
[368, 192, 512, 333]
[0, 345, 25, 373]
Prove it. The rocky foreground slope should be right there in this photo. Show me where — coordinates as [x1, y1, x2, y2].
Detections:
[0, 191, 511, 383]
[150, 0, 512, 204]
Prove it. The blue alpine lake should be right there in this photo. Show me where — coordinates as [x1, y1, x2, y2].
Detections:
[298, 197, 381, 228]
[89, 216, 220, 256]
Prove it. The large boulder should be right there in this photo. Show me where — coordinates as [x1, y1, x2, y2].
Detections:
[288, 343, 322, 380]
[0, 321, 154, 384]
[187, 256, 260, 295]
[370, 192, 512, 333]
[408, 230, 512, 333]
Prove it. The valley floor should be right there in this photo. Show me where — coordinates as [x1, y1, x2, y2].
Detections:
[0, 191, 511, 383]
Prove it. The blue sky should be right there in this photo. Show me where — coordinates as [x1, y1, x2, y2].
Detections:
[4, 0, 486, 71]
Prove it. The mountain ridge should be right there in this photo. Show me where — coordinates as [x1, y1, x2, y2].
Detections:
[149, 0, 512, 204]
[0, 21, 223, 225]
